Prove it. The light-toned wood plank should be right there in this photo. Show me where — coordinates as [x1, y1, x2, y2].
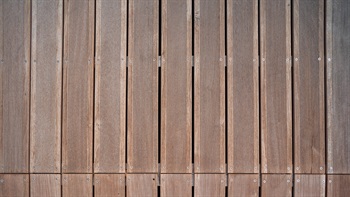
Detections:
[94, 0, 126, 173]
[0, 0, 30, 173]
[161, 174, 192, 197]
[30, 174, 61, 197]
[194, 0, 225, 173]
[126, 174, 157, 197]
[195, 174, 225, 197]
[95, 174, 125, 197]
[228, 174, 259, 197]
[294, 175, 325, 197]
[327, 175, 350, 197]
[127, 0, 159, 173]
[260, 0, 292, 173]
[30, 0, 62, 174]
[261, 174, 292, 197]
[62, 0, 94, 173]
[227, 0, 259, 173]
[62, 174, 92, 197]
[326, 0, 350, 174]
[0, 174, 29, 197]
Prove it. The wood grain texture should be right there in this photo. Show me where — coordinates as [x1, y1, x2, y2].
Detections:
[62, 0, 94, 173]
[62, 174, 92, 197]
[327, 175, 350, 197]
[161, 0, 192, 174]
[0, 174, 29, 197]
[126, 174, 157, 197]
[194, 0, 225, 173]
[94, 0, 126, 173]
[30, 174, 61, 197]
[326, 0, 350, 174]
[227, 0, 259, 173]
[260, 0, 292, 173]
[95, 174, 125, 197]
[30, 0, 62, 174]
[294, 175, 325, 197]
[161, 174, 192, 197]
[0, 0, 30, 173]
[228, 174, 259, 197]
[128, 0, 159, 173]
[195, 174, 225, 197]
[261, 174, 292, 197]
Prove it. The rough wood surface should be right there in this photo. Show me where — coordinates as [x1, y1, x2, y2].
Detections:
[62, 174, 92, 197]
[0, 174, 29, 197]
[228, 174, 259, 197]
[126, 174, 157, 197]
[30, 174, 61, 197]
[294, 175, 326, 197]
[161, 174, 192, 197]
[95, 174, 125, 197]
[327, 175, 350, 197]
[195, 174, 225, 197]
[127, 0, 159, 173]
[94, 0, 126, 173]
[261, 174, 292, 197]
[227, 0, 259, 174]
[0, 0, 30, 173]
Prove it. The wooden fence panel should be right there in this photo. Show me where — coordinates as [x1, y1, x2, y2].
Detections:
[0, 174, 29, 197]
[62, 174, 92, 197]
[228, 174, 259, 197]
[30, 174, 61, 197]
[327, 175, 350, 197]
[95, 174, 125, 197]
[194, 174, 225, 197]
[261, 174, 292, 197]
[126, 174, 157, 197]
[161, 174, 192, 197]
[294, 175, 325, 197]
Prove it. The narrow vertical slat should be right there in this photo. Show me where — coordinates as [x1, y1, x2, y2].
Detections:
[228, 174, 259, 197]
[327, 175, 350, 196]
[62, 174, 92, 197]
[161, 174, 192, 197]
[30, 174, 61, 197]
[0, 174, 29, 196]
[95, 174, 125, 197]
[261, 174, 292, 197]
[294, 175, 326, 197]
[194, 174, 226, 196]
[126, 174, 157, 197]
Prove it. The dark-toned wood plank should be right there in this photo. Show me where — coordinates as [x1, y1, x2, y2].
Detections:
[30, 174, 61, 197]
[327, 175, 350, 196]
[0, 174, 29, 197]
[126, 174, 157, 197]
[94, 0, 126, 173]
[294, 175, 325, 197]
[62, 0, 94, 173]
[261, 174, 292, 197]
[161, 174, 192, 197]
[227, 0, 259, 173]
[128, 0, 158, 173]
[195, 174, 225, 196]
[62, 174, 92, 197]
[228, 174, 259, 197]
[326, 0, 350, 174]
[30, 0, 62, 174]
[161, 0, 192, 174]
[0, 0, 30, 173]
[260, 0, 292, 173]
[95, 174, 125, 197]
[194, 0, 225, 173]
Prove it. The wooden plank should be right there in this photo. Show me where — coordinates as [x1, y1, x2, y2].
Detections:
[260, 0, 292, 173]
[94, 0, 126, 173]
[195, 174, 225, 196]
[194, 0, 225, 173]
[0, 0, 30, 173]
[228, 174, 259, 197]
[126, 174, 157, 197]
[127, 0, 158, 173]
[62, 0, 94, 173]
[95, 174, 125, 197]
[327, 175, 350, 197]
[62, 174, 92, 197]
[326, 0, 350, 174]
[0, 174, 29, 197]
[161, 174, 192, 197]
[294, 175, 325, 197]
[261, 174, 292, 197]
[161, 0, 192, 174]
[30, 174, 61, 197]
[30, 0, 62, 174]
[227, 0, 259, 173]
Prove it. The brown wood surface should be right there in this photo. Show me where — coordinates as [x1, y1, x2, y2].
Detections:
[327, 175, 350, 197]
[161, 0, 192, 174]
[195, 174, 225, 197]
[260, 0, 292, 173]
[62, 0, 94, 173]
[0, 0, 30, 173]
[294, 175, 325, 197]
[161, 174, 192, 197]
[261, 174, 292, 197]
[30, 174, 61, 197]
[62, 174, 92, 197]
[126, 174, 157, 197]
[95, 174, 125, 197]
[128, 0, 159, 173]
[194, 0, 225, 173]
[227, 0, 259, 174]
[0, 174, 29, 197]
[94, 0, 126, 173]
[30, 0, 62, 174]
[228, 174, 259, 197]
[327, 0, 350, 174]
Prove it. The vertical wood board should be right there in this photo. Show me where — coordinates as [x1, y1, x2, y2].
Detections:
[194, 174, 225, 197]
[261, 174, 292, 197]
[30, 174, 61, 197]
[95, 174, 125, 197]
[161, 174, 192, 197]
[126, 174, 157, 197]
[327, 175, 350, 197]
[228, 174, 259, 197]
[294, 175, 325, 197]
[0, 174, 29, 197]
[62, 174, 92, 197]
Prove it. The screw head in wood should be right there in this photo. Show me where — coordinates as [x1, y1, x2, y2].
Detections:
[318, 57, 321, 61]
[320, 167, 323, 170]
[297, 179, 300, 183]
[263, 180, 266, 183]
